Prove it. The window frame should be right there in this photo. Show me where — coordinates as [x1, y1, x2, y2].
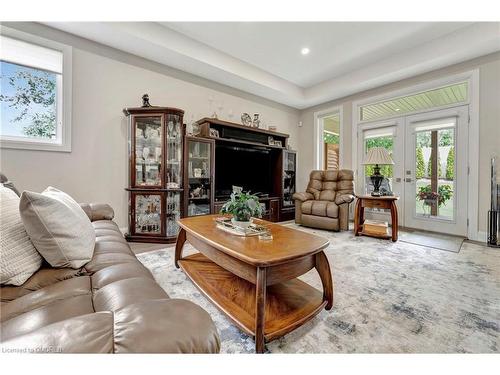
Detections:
[0, 26, 72, 152]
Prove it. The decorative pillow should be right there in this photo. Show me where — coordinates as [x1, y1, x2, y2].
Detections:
[0, 185, 42, 286]
[20, 187, 96, 269]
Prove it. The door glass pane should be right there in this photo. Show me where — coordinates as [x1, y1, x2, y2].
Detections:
[187, 141, 211, 216]
[415, 121, 455, 220]
[283, 152, 296, 207]
[323, 113, 340, 170]
[166, 114, 182, 188]
[166, 191, 181, 236]
[135, 194, 161, 234]
[135, 116, 162, 186]
[364, 131, 394, 195]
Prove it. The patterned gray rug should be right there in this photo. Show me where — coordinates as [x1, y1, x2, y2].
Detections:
[136, 224, 500, 353]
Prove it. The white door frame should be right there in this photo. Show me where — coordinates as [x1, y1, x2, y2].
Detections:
[352, 70, 480, 240]
[313, 105, 343, 170]
[403, 106, 469, 236]
[357, 118, 405, 223]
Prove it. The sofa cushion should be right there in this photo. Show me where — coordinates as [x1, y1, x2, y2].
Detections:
[20, 187, 95, 269]
[113, 299, 220, 353]
[1, 276, 91, 322]
[0, 186, 42, 286]
[93, 277, 168, 312]
[0, 294, 94, 341]
[0, 267, 86, 303]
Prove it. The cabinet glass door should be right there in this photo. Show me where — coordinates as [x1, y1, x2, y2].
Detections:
[166, 191, 181, 236]
[186, 139, 212, 216]
[133, 192, 163, 235]
[283, 151, 296, 207]
[166, 114, 183, 189]
[134, 116, 163, 187]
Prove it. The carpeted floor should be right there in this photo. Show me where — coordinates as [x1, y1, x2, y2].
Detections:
[136, 224, 500, 353]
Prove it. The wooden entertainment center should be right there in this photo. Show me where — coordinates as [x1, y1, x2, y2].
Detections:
[123, 108, 295, 243]
[192, 118, 296, 223]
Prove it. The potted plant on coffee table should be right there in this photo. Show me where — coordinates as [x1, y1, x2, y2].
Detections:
[220, 188, 263, 229]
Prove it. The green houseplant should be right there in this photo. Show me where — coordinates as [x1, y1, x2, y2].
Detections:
[220, 188, 263, 229]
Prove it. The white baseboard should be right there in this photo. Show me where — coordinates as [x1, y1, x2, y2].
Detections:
[475, 231, 487, 243]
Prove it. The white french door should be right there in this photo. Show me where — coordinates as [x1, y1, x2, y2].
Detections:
[403, 106, 469, 236]
[357, 105, 469, 236]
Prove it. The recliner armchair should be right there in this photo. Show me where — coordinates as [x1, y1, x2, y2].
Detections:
[293, 170, 355, 231]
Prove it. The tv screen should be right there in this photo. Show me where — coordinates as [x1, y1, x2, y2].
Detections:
[215, 144, 273, 198]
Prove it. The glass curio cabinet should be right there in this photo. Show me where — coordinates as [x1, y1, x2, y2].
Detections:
[184, 137, 215, 217]
[123, 106, 185, 243]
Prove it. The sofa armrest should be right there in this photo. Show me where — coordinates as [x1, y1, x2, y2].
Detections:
[335, 194, 355, 205]
[1, 299, 220, 353]
[0, 312, 115, 353]
[293, 192, 314, 202]
[80, 203, 114, 222]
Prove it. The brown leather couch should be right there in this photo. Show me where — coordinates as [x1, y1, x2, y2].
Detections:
[0, 176, 220, 353]
[293, 170, 355, 231]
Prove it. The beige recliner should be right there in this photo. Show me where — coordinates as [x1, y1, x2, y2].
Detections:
[293, 170, 355, 231]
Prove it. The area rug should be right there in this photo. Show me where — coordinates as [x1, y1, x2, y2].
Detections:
[136, 224, 500, 353]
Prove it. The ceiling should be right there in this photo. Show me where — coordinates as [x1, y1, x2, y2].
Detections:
[44, 22, 500, 109]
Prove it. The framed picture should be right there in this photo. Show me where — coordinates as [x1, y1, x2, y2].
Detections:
[209, 128, 219, 138]
[273, 140, 282, 147]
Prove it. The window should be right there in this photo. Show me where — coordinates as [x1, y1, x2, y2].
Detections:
[323, 113, 340, 170]
[0, 29, 71, 151]
[363, 127, 395, 195]
[359, 82, 468, 122]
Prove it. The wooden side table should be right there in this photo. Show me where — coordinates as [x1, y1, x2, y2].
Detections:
[353, 195, 399, 242]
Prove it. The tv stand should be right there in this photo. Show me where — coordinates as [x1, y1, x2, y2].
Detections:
[187, 118, 296, 222]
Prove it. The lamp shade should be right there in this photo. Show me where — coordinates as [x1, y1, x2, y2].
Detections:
[362, 147, 394, 165]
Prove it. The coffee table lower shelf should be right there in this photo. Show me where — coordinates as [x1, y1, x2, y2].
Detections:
[178, 253, 326, 342]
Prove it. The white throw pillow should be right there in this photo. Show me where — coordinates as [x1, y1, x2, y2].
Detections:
[20, 187, 96, 269]
[0, 185, 42, 285]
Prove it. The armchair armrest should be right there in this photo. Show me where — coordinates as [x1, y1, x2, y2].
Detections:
[80, 203, 114, 222]
[293, 192, 314, 202]
[335, 194, 355, 205]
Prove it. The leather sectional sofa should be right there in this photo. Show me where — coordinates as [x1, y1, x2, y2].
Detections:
[0, 177, 220, 353]
[293, 170, 355, 231]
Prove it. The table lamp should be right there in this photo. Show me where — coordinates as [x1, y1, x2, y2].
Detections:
[362, 147, 394, 196]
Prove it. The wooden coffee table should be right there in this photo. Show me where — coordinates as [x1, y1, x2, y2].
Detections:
[175, 214, 332, 353]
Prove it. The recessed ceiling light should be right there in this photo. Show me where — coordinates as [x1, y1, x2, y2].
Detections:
[395, 108, 401, 111]
[301, 47, 310, 55]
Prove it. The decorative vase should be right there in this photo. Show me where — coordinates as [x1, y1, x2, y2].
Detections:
[231, 217, 252, 230]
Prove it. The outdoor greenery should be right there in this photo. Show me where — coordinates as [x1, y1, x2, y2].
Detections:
[324, 132, 339, 144]
[0, 64, 57, 138]
[416, 147, 425, 179]
[416, 184, 453, 207]
[427, 154, 442, 178]
[364, 137, 393, 177]
[446, 147, 455, 180]
[220, 189, 263, 222]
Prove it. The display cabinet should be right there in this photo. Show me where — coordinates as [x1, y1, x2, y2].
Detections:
[280, 150, 297, 221]
[124, 106, 185, 243]
[184, 137, 215, 217]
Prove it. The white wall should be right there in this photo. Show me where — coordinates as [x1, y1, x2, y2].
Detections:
[298, 52, 500, 234]
[0, 23, 300, 228]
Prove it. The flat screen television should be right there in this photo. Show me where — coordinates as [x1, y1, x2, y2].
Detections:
[215, 144, 273, 199]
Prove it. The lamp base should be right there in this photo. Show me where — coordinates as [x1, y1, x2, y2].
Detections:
[370, 165, 384, 196]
